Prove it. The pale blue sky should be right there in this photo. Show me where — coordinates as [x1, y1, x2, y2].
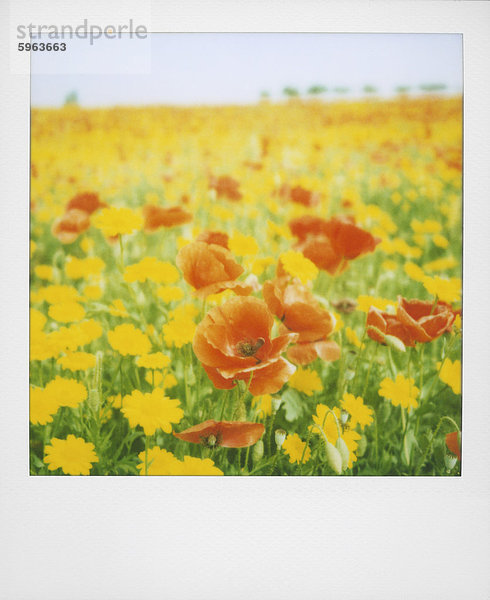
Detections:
[31, 33, 462, 106]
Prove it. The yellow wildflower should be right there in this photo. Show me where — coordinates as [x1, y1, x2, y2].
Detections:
[136, 352, 171, 370]
[279, 250, 318, 284]
[65, 256, 105, 279]
[432, 233, 449, 249]
[108, 323, 151, 356]
[48, 302, 86, 323]
[124, 257, 179, 284]
[93, 206, 143, 237]
[30, 386, 58, 425]
[44, 435, 99, 475]
[289, 367, 322, 396]
[282, 433, 311, 464]
[356, 295, 396, 313]
[34, 265, 54, 281]
[404, 262, 426, 283]
[345, 327, 363, 348]
[229, 232, 259, 256]
[108, 299, 128, 317]
[162, 318, 196, 348]
[423, 257, 457, 272]
[423, 276, 461, 304]
[122, 388, 184, 435]
[157, 285, 184, 303]
[57, 352, 96, 371]
[40, 284, 80, 304]
[378, 374, 419, 411]
[83, 285, 103, 300]
[437, 359, 461, 395]
[252, 394, 273, 417]
[340, 393, 374, 429]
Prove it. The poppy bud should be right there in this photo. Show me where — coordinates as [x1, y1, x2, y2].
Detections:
[357, 434, 367, 457]
[324, 440, 343, 475]
[335, 437, 350, 471]
[272, 397, 282, 413]
[340, 409, 349, 425]
[275, 429, 287, 448]
[252, 439, 264, 463]
[384, 334, 406, 353]
[444, 453, 457, 472]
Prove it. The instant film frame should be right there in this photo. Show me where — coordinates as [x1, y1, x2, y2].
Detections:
[2, 1, 490, 598]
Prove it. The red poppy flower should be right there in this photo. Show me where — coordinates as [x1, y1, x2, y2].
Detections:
[196, 230, 229, 249]
[65, 192, 107, 215]
[445, 431, 461, 461]
[193, 296, 297, 395]
[263, 278, 340, 365]
[366, 296, 455, 347]
[174, 420, 265, 448]
[143, 205, 193, 231]
[209, 175, 242, 201]
[51, 209, 90, 244]
[176, 241, 253, 298]
[289, 215, 380, 275]
[278, 184, 319, 207]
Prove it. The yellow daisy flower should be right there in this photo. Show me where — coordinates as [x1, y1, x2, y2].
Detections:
[282, 433, 311, 464]
[44, 435, 99, 475]
[92, 206, 143, 237]
[108, 323, 151, 356]
[122, 388, 184, 435]
[289, 367, 322, 396]
[378, 374, 419, 411]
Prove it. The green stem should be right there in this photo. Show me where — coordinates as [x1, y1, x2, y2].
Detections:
[361, 344, 378, 398]
[297, 428, 313, 475]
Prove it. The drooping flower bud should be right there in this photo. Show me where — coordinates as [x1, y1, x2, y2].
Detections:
[274, 429, 287, 449]
[340, 409, 349, 426]
[324, 440, 342, 475]
[335, 437, 350, 471]
[444, 453, 457, 472]
[252, 439, 264, 463]
[384, 334, 406, 353]
[271, 397, 282, 413]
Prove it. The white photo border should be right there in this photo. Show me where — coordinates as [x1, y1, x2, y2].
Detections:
[1, 2, 489, 599]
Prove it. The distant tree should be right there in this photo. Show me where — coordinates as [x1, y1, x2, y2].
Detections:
[395, 86, 411, 95]
[333, 86, 349, 95]
[419, 83, 447, 93]
[64, 91, 79, 106]
[363, 85, 377, 94]
[307, 84, 327, 96]
[283, 86, 300, 99]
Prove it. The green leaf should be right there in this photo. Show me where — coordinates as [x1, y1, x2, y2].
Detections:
[281, 388, 307, 422]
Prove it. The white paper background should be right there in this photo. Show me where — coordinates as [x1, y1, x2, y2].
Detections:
[1, 2, 489, 599]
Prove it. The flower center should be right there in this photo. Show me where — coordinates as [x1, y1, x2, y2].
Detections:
[235, 337, 265, 357]
[200, 433, 221, 448]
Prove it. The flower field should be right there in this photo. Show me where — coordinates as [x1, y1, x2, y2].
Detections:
[29, 95, 462, 476]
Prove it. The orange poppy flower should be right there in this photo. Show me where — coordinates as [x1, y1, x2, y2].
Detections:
[263, 278, 340, 365]
[289, 215, 380, 275]
[196, 230, 229, 249]
[65, 192, 106, 215]
[209, 175, 242, 201]
[51, 209, 90, 244]
[278, 184, 319, 207]
[445, 431, 461, 461]
[174, 420, 265, 448]
[176, 241, 252, 298]
[366, 296, 455, 347]
[193, 296, 297, 395]
[143, 205, 193, 231]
